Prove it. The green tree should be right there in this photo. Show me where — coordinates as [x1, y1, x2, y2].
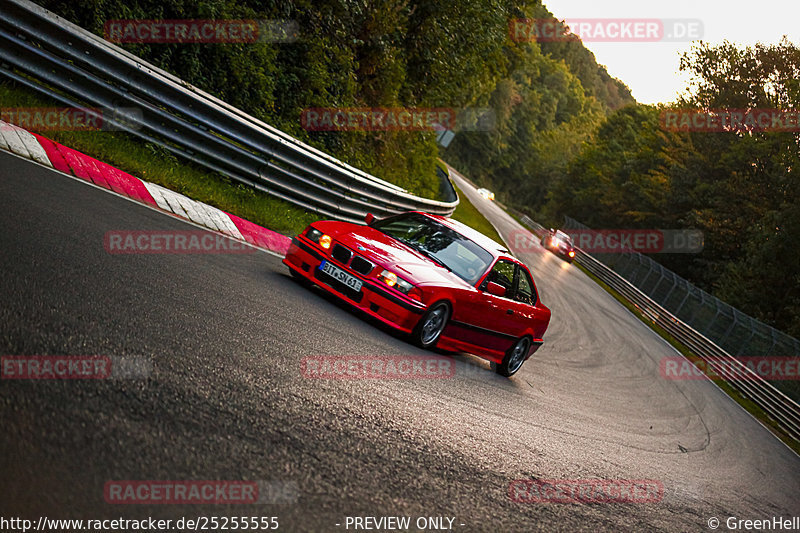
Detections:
[542, 38, 800, 338]
[678, 39, 800, 336]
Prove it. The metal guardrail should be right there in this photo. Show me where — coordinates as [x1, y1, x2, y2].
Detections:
[561, 216, 800, 373]
[0, 0, 458, 224]
[519, 215, 800, 442]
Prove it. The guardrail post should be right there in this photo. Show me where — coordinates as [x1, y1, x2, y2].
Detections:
[674, 283, 692, 317]
[661, 272, 679, 304]
[704, 304, 722, 337]
[765, 331, 779, 357]
[649, 269, 665, 296]
[735, 325, 757, 356]
[718, 311, 739, 349]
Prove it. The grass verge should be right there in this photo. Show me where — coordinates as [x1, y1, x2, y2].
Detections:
[439, 161, 505, 244]
[448, 182, 505, 245]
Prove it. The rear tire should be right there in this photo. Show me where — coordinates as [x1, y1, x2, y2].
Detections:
[495, 336, 531, 377]
[411, 301, 450, 349]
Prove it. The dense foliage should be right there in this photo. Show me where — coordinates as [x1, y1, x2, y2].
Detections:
[543, 39, 800, 337]
[37, 0, 631, 200]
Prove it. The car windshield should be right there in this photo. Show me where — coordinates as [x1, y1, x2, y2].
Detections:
[555, 231, 572, 244]
[372, 213, 494, 284]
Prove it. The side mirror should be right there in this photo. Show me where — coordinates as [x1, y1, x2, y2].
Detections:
[486, 281, 506, 298]
[365, 213, 376, 226]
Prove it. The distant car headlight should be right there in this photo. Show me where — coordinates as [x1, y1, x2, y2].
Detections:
[379, 269, 415, 295]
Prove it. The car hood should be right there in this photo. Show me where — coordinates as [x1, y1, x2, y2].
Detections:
[314, 221, 472, 287]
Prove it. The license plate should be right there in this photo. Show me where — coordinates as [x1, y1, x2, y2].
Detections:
[319, 260, 363, 292]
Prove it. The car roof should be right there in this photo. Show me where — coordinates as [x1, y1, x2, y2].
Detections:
[418, 212, 509, 258]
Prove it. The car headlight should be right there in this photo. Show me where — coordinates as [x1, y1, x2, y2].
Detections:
[379, 269, 414, 294]
[305, 227, 332, 249]
[306, 227, 322, 241]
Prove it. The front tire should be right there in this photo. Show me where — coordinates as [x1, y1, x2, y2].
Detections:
[412, 301, 450, 349]
[495, 336, 531, 377]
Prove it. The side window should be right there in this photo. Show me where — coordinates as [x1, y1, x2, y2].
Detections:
[515, 266, 536, 306]
[484, 260, 516, 296]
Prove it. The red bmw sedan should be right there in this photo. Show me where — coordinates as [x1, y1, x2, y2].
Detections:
[541, 229, 576, 263]
[283, 211, 551, 376]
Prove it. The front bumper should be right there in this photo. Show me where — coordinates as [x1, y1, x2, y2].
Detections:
[546, 242, 574, 260]
[282, 237, 427, 333]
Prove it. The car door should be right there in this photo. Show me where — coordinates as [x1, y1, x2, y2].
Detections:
[462, 259, 523, 353]
[510, 263, 534, 304]
[509, 263, 539, 327]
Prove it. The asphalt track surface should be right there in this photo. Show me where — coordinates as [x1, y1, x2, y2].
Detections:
[1, 149, 798, 532]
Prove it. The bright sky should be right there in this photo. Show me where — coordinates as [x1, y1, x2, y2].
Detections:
[541, 0, 800, 104]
